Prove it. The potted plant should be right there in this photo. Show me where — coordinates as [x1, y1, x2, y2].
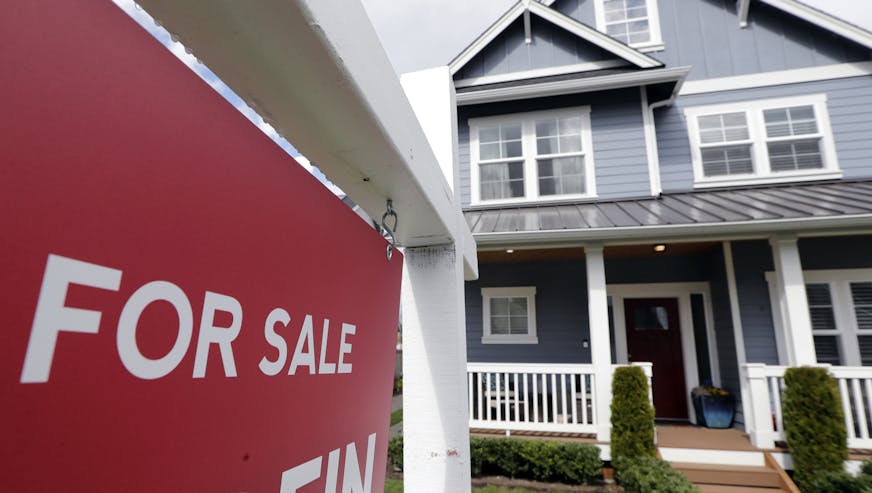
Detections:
[691, 385, 735, 428]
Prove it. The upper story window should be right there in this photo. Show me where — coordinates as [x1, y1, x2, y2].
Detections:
[594, 0, 663, 51]
[470, 107, 596, 206]
[481, 287, 538, 344]
[684, 94, 840, 188]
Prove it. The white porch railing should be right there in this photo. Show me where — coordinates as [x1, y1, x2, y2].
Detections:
[467, 362, 652, 437]
[744, 363, 872, 449]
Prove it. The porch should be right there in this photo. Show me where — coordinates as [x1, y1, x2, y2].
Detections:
[466, 361, 872, 453]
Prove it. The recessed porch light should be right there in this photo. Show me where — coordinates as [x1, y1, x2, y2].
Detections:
[654, 244, 666, 252]
[506, 249, 515, 253]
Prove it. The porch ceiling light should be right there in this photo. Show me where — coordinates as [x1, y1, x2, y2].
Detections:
[654, 244, 667, 252]
[506, 249, 515, 253]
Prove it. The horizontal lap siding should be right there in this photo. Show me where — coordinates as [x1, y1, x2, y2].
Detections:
[458, 89, 650, 208]
[653, 0, 869, 80]
[731, 240, 779, 364]
[657, 77, 872, 192]
[591, 98, 650, 198]
[466, 260, 589, 363]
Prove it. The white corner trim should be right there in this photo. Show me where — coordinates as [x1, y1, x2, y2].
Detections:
[449, 2, 527, 75]
[453, 59, 628, 89]
[528, 2, 662, 69]
[680, 62, 872, 95]
[757, 0, 872, 50]
[457, 66, 690, 105]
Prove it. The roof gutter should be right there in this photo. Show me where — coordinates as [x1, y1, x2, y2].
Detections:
[472, 213, 872, 247]
[456, 66, 691, 106]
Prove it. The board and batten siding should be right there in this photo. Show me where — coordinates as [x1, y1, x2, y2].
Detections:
[458, 89, 649, 208]
[656, 76, 872, 192]
[455, 15, 621, 81]
[550, 0, 869, 81]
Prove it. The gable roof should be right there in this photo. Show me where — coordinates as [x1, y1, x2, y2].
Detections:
[448, 1, 663, 76]
[748, 0, 872, 50]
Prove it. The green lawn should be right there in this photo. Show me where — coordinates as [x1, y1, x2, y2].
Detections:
[383, 480, 560, 493]
[390, 408, 403, 427]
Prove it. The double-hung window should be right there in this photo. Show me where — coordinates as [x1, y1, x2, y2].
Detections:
[768, 269, 872, 366]
[470, 107, 595, 205]
[593, 0, 663, 51]
[685, 95, 840, 188]
[481, 287, 538, 344]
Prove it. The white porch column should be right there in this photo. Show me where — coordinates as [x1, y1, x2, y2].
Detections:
[744, 363, 776, 449]
[585, 243, 613, 442]
[402, 245, 471, 493]
[770, 235, 816, 366]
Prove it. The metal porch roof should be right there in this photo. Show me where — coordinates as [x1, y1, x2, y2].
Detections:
[465, 180, 872, 237]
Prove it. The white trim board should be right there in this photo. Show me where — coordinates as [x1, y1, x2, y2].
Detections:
[756, 0, 872, 51]
[456, 66, 690, 105]
[679, 62, 872, 96]
[448, 1, 661, 76]
[608, 282, 721, 423]
[453, 60, 628, 89]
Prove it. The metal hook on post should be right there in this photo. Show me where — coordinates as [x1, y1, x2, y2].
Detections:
[380, 199, 398, 261]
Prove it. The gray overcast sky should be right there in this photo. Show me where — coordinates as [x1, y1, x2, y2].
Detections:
[361, 0, 872, 75]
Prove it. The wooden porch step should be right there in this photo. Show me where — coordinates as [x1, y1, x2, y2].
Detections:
[698, 486, 783, 493]
[671, 463, 782, 488]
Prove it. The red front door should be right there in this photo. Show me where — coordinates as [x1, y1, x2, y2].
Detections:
[624, 298, 688, 420]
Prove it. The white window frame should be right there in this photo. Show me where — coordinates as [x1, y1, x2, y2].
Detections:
[685, 94, 841, 188]
[481, 286, 538, 344]
[469, 107, 596, 206]
[593, 0, 664, 52]
[766, 269, 872, 366]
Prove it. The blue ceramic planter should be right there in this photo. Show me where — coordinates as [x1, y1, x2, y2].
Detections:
[693, 394, 735, 428]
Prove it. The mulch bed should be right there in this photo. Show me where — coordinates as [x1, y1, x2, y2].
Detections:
[472, 476, 622, 492]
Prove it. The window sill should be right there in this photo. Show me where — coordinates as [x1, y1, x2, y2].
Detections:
[693, 170, 843, 189]
[481, 336, 539, 345]
[471, 194, 598, 208]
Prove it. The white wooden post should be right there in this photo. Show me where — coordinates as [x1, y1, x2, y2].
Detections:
[402, 245, 471, 493]
[744, 363, 776, 449]
[770, 235, 816, 365]
[585, 243, 613, 442]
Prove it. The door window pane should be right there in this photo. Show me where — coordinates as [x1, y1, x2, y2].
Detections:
[632, 306, 669, 331]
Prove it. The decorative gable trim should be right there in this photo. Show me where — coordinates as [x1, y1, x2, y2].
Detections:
[752, 0, 872, 50]
[448, 1, 662, 76]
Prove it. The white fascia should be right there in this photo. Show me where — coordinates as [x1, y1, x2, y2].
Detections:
[472, 213, 872, 246]
[756, 0, 872, 50]
[528, 2, 662, 69]
[456, 66, 690, 106]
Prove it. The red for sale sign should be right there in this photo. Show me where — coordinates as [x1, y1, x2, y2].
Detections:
[0, 2, 402, 492]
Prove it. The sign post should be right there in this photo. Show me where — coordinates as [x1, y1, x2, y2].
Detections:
[1, 2, 402, 491]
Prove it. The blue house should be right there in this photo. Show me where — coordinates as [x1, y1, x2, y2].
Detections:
[449, 0, 872, 460]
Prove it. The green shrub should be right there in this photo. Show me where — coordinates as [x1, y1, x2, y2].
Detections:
[782, 366, 847, 491]
[391, 435, 600, 484]
[615, 456, 700, 493]
[809, 471, 872, 493]
[610, 366, 656, 461]
[388, 436, 403, 471]
[862, 459, 872, 477]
